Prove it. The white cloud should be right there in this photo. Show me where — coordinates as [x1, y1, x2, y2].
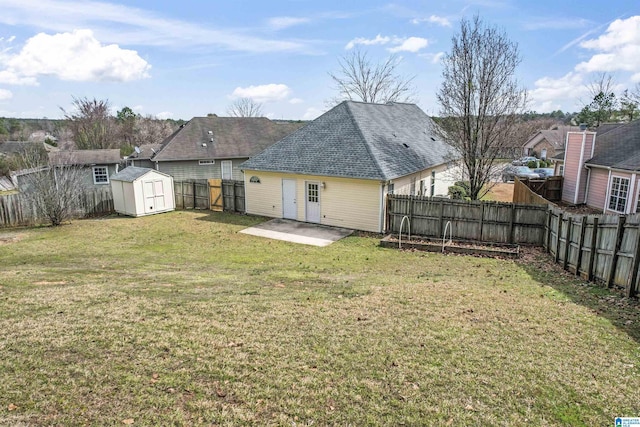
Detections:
[0, 0, 308, 54]
[576, 16, 640, 73]
[529, 72, 587, 112]
[345, 34, 390, 50]
[289, 98, 304, 104]
[268, 16, 310, 30]
[0, 29, 150, 85]
[155, 111, 173, 120]
[412, 15, 451, 27]
[231, 84, 292, 103]
[0, 88, 12, 100]
[430, 51, 445, 64]
[302, 107, 323, 120]
[388, 37, 429, 53]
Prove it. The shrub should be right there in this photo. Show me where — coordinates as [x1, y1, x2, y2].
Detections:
[527, 160, 538, 168]
[449, 181, 471, 200]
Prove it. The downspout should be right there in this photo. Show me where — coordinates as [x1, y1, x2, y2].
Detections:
[628, 173, 637, 214]
[155, 161, 159, 171]
[379, 182, 386, 234]
[574, 131, 587, 204]
[604, 169, 612, 212]
[583, 167, 591, 205]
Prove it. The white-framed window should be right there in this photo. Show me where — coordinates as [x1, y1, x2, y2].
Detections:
[221, 160, 233, 180]
[92, 166, 109, 185]
[387, 183, 394, 194]
[199, 160, 215, 165]
[608, 176, 629, 213]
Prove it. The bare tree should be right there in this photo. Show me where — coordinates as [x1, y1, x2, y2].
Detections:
[227, 98, 264, 117]
[61, 97, 119, 149]
[17, 146, 85, 226]
[329, 49, 416, 104]
[436, 15, 527, 200]
[133, 115, 175, 146]
[576, 73, 618, 127]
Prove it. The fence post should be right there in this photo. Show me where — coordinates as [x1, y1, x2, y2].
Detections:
[563, 217, 572, 271]
[508, 203, 516, 244]
[439, 198, 444, 237]
[545, 209, 552, 252]
[587, 217, 598, 281]
[626, 223, 640, 298]
[478, 202, 485, 241]
[554, 212, 563, 263]
[607, 215, 626, 288]
[575, 216, 587, 276]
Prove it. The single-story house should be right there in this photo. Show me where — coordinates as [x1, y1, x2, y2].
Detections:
[522, 125, 579, 159]
[240, 101, 459, 233]
[562, 120, 640, 214]
[147, 117, 305, 181]
[48, 149, 122, 189]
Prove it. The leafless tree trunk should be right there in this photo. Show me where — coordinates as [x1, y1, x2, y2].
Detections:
[436, 15, 527, 200]
[329, 49, 415, 104]
[227, 98, 264, 117]
[17, 146, 85, 226]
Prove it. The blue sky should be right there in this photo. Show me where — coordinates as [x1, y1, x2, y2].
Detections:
[0, 0, 638, 121]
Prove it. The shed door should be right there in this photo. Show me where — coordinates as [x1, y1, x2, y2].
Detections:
[154, 180, 166, 210]
[305, 182, 320, 223]
[143, 181, 156, 213]
[282, 179, 297, 219]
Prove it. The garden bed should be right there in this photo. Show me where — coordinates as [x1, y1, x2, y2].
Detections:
[380, 234, 520, 258]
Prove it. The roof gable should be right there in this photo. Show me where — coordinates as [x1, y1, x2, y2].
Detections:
[152, 116, 305, 162]
[241, 101, 455, 180]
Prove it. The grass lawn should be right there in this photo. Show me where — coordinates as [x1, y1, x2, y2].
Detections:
[1, 211, 639, 426]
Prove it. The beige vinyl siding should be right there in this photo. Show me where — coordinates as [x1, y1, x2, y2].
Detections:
[244, 170, 383, 232]
[391, 163, 459, 197]
[585, 168, 609, 212]
[156, 159, 246, 181]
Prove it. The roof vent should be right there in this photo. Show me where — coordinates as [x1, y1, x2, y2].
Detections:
[210, 137, 214, 142]
[402, 143, 409, 148]
[430, 137, 436, 141]
[579, 123, 587, 131]
[208, 130, 213, 135]
[202, 143, 207, 147]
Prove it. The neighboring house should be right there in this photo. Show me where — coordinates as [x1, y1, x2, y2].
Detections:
[125, 143, 163, 168]
[48, 149, 122, 189]
[522, 125, 579, 159]
[148, 117, 305, 181]
[241, 101, 459, 233]
[551, 151, 565, 177]
[0, 141, 58, 157]
[562, 120, 640, 214]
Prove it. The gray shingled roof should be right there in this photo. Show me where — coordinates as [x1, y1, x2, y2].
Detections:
[129, 144, 163, 160]
[152, 117, 305, 162]
[48, 149, 121, 166]
[111, 166, 166, 182]
[241, 101, 455, 181]
[586, 120, 640, 171]
[0, 141, 58, 155]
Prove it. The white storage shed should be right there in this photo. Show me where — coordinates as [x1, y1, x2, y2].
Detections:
[110, 167, 175, 217]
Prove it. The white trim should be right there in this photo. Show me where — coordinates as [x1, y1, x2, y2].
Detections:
[379, 183, 385, 233]
[604, 170, 612, 212]
[584, 168, 591, 205]
[574, 131, 587, 204]
[607, 174, 631, 213]
[628, 173, 637, 214]
[221, 160, 233, 180]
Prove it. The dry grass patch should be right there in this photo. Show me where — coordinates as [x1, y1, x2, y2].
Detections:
[0, 211, 639, 425]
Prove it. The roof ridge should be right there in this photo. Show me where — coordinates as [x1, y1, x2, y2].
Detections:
[344, 101, 387, 181]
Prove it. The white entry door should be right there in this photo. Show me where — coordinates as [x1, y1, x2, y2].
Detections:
[282, 179, 297, 219]
[305, 182, 321, 223]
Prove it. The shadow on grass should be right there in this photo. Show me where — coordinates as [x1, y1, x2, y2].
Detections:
[191, 210, 267, 227]
[519, 247, 640, 343]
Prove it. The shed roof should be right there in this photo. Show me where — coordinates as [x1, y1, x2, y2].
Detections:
[241, 101, 455, 181]
[48, 149, 121, 166]
[110, 166, 169, 182]
[151, 116, 305, 162]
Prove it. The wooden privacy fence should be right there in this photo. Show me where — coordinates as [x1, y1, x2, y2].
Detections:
[174, 180, 209, 210]
[221, 180, 245, 213]
[545, 208, 640, 297]
[515, 176, 563, 203]
[0, 189, 114, 227]
[386, 195, 548, 245]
